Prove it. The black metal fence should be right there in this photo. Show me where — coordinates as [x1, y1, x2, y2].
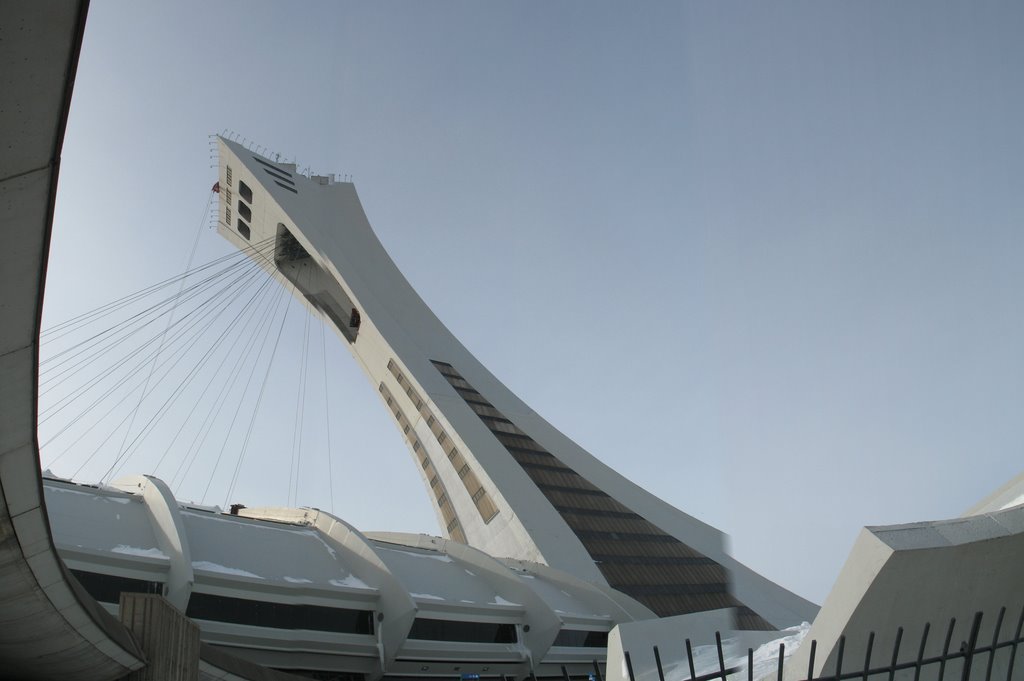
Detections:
[563, 605, 1024, 681]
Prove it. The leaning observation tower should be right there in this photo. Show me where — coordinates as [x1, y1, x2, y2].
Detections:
[214, 137, 817, 631]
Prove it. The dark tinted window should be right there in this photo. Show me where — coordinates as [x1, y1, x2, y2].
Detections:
[553, 630, 609, 648]
[237, 200, 252, 221]
[70, 569, 163, 604]
[237, 219, 251, 240]
[186, 592, 374, 634]
[407, 617, 517, 644]
[253, 156, 292, 177]
[264, 168, 295, 185]
[239, 181, 253, 203]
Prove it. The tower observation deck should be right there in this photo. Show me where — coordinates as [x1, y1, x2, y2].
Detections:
[215, 137, 817, 630]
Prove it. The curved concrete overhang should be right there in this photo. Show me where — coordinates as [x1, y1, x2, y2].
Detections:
[786, 504, 1024, 681]
[0, 1, 146, 677]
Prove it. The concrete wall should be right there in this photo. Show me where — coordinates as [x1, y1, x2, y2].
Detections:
[607, 609, 734, 681]
[786, 505, 1024, 681]
[0, 2, 146, 677]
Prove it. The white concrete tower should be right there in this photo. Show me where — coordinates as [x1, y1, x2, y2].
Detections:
[215, 138, 817, 630]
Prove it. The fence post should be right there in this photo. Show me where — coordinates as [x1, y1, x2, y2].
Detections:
[686, 638, 697, 681]
[914, 622, 931, 681]
[807, 639, 818, 681]
[960, 611, 984, 681]
[984, 607, 1005, 681]
[888, 627, 904, 681]
[863, 632, 875, 681]
[1006, 605, 1024, 681]
[625, 651, 637, 681]
[716, 632, 728, 681]
[778, 643, 786, 681]
[654, 645, 666, 681]
[835, 636, 846, 681]
[939, 618, 958, 681]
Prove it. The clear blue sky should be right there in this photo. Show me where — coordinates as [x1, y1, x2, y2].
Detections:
[42, 1, 1024, 605]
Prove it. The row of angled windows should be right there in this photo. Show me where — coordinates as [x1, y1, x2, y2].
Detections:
[380, 382, 466, 544]
[385, 360, 499, 525]
[428, 361, 753, 621]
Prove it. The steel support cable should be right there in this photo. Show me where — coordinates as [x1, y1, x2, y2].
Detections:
[40, 234, 277, 343]
[37, 245, 274, 387]
[148, 270, 280, 477]
[39, 247, 274, 410]
[218, 283, 299, 506]
[203, 282, 295, 503]
[39, 270, 255, 432]
[93, 262, 280, 481]
[41, 233, 276, 350]
[61, 262, 276, 478]
[165, 244, 292, 493]
[171, 284, 287, 492]
[44, 260, 273, 465]
[103, 269, 282, 483]
[115, 191, 223, 472]
[40, 262, 271, 460]
[38, 239, 276, 384]
[161, 274, 284, 485]
[319, 315, 336, 514]
[39, 256, 272, 424]
[288, 265, 315, 507]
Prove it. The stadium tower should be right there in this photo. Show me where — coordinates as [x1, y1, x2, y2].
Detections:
[215, 137, 817, 630]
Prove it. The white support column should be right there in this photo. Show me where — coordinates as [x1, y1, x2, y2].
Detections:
[112, 476, 194, 611]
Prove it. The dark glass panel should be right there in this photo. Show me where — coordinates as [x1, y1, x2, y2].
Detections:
[186, 592, 374, 634]
[407, 618, 517, 644]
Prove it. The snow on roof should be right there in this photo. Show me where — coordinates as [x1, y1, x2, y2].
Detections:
[181, 510, 371, 590]
[45, 481, 161, 557]
[371, 540, 504, 606]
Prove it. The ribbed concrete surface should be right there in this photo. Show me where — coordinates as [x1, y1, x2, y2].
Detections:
[0, 1, 146, 677]
[121, 595, 200, 681]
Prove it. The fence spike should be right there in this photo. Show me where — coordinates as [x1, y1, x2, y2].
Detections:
[687, 639, 697, 681]
[716, 632, 728, 681]
[939, 618, 958, 681]
[863, 632, 875, 681]
[1006, 605, 1024, 681]
[914, 622, 931, 681]
[749, 648, 754, 681]
[835, 636, 845, 681]
[960, 612, 984, 681]
[778, 642, 786, 681]
[889, 627, 904, 681]
[654, 645, 666, 681]
[983, 607, 1005, 681]
[625, 651, 637, 681]
[807, 640, 817, 681]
